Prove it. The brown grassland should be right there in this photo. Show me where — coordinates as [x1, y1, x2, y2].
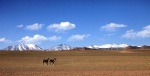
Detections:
[0, 50, 150, 76]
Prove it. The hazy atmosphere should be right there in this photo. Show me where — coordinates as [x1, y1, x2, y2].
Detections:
[0, 0, 150, 49]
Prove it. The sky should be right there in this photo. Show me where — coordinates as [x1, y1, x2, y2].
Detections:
[0, 0, 150, 49]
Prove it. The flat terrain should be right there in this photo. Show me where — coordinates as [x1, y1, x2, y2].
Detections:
[0, 50, 150, 76]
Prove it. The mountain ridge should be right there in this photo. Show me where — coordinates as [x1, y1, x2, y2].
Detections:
[86, 44, 129, 49]
[1, 43, 134, 51]
[47, 44, 72, 51]
[3, 43, 42, 51]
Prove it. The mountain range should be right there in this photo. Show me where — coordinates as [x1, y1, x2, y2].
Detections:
[47, 44, 72, 51]
[2, 43, 129, 51]
[86, 44, 129, 50]
[3, 43, 42, 51]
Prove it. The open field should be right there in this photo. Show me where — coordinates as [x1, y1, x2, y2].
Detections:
[0, 50, 150, 76]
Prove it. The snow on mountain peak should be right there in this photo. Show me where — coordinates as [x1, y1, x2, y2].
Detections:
[48, 44, 72, 51]
[18, 43, 29, 51]
[26, 44, 35, 47]
[86, 44, 129, 49]
[2, 43, 130, 51]
[26, 44, 42, 50]
[3, 43, 42, 51]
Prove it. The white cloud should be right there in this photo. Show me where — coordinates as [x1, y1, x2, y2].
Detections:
[0, 38, 5, 42]
[47, 22, 76, 32]
[122, 29, 137, 39]
[0, 38, 12, 43]
[137, 25, 150, 38]
[101, 23, 127, 31]
[68, 34, 90, 41]
[26, 23, 44, 30]
[122, 25, 150, 39]
[105, 33, 115, 36]
[18, 34, 61, 44]
[17, 24, 23, 28]
[49, 36, 62, 41]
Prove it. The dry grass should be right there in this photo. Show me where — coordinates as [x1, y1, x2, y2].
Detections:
[0, 50, 150, 76]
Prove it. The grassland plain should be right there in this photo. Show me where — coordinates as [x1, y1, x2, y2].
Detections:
[0, 50, 150, 76]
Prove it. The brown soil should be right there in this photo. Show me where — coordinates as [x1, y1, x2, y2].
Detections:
[0, 50, 150, 76]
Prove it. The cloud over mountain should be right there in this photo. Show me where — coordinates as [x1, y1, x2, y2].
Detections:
[18, 34, 61, 44]
[122, 25, 150, 39]
[101, 23, 127, 31]
[47, 22, 76, 32]
[26, 23, 44, 30]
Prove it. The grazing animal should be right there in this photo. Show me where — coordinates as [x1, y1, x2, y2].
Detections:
[50, 58, 56, 65]
[43, 58, 49, 65]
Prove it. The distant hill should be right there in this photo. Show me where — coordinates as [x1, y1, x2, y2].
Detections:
[86, 44, 129, 50]
[47, 44, 72, 51]
[124, 45, 150, 50]
[3, 43, 42, 51]
[2, 43, 150, 51]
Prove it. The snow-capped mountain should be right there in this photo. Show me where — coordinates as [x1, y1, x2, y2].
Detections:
[86, 44, 129, 50]
[26, 44, 42, 50]
[2, 43, 130, 51]
[3, 43, 42, 51]
[48, 44, 72, 51]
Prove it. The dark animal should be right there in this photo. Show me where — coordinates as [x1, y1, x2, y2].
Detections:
[50, 58, 56, 65]
[43, 58, 49, 65]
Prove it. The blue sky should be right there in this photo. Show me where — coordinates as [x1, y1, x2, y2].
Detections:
[0, 0, 150, 49]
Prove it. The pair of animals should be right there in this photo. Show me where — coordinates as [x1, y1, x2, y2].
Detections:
[43, 58, 56, 65]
